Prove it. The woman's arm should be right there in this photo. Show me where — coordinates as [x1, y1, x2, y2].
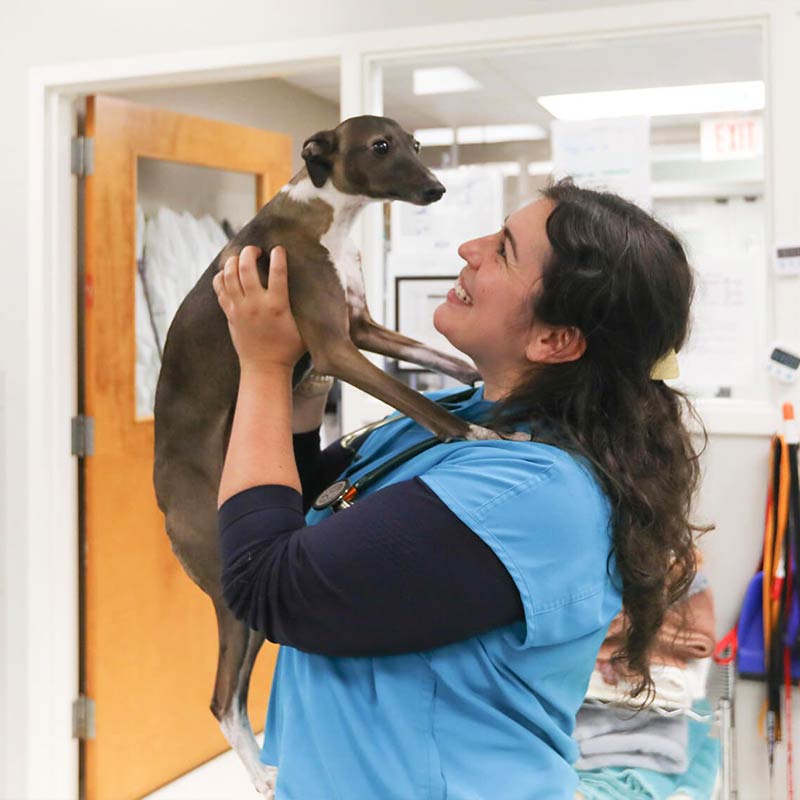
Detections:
[212, 245, 521, 655]
[213, 245, 307, 507]
[218, 478, 524, 656]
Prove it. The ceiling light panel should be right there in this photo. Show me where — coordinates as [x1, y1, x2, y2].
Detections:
[537, 81, 765, 120]
[414, 128, 456, 146]
[457, 124, 547, 144]
[413, 67, 482, 95]
[414, 124, 547, 147]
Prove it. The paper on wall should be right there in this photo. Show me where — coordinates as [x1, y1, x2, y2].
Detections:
[677, 256, 756, 388]
[393, 277, 468, 370]
[655, 197, 764, 392]
[550, 116, 651, 210]
[389, 165, 504, 256]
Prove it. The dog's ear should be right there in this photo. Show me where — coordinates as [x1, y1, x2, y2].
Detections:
[301, 130, 337, 188]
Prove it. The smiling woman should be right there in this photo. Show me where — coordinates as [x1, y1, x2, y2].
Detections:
[208, 175, 706, 800]
[433, 196, 584, 401]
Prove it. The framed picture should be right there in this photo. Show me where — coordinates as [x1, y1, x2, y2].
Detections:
[394, 276, 468, 371]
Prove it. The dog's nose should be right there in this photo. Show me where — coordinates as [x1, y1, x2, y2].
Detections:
[422, 184, 446, 202]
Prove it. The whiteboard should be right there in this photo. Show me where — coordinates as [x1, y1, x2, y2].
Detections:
[654, 197, 765, 397]
[551, 116, 651, 210]
[389, 164, 504, 256]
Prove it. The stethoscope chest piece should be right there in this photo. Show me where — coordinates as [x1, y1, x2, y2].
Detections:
[313, 386, 481, 514]
[312, 479, 354, 512]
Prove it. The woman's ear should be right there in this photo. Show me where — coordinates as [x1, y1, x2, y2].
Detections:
[525, 325, 586, 365]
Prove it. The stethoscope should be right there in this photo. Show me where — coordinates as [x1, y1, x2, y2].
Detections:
[312, 387, 480, 513]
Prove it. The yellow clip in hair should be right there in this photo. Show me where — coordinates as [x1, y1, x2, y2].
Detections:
[650, 349, 680, 380]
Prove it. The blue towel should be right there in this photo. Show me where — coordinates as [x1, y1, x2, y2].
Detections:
[576, 700, 719, 800]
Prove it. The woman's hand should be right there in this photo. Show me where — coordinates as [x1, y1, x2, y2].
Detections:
[213, 245, 306, 373]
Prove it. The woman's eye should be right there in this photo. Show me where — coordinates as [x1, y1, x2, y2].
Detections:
[372, 140, 390, 155]
[497, 241, 506, 258]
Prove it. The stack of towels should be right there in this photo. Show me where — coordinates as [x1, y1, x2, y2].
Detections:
[575, 574, 720, 800]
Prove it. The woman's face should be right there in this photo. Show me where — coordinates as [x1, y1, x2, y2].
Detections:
[433, 198, 555, 394]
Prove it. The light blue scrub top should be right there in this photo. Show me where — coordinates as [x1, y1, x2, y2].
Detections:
[261, 387, 622, 799]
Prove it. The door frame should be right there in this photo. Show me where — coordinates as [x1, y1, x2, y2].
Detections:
[22, 2, 798, 796]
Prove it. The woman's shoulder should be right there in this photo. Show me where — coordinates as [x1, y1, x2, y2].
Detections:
[421, 439, 609, 523]
[429, 438, 600, 488]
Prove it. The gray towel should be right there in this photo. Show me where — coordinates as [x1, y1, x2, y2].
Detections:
[574, 704, 689, 773]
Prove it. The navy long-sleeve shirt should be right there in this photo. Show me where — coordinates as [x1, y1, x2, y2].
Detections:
[218, 428, 524, 656]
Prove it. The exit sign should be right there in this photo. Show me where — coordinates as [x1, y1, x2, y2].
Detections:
[701, 117, 763, 161]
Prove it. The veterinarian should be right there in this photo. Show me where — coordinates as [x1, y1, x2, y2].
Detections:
[212, 178, 703, 800]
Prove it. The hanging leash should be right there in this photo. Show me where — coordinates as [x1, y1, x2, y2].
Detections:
[782, 404, 800, 800]
[762, 425, 791, 781]
[718, 404, 800, 797]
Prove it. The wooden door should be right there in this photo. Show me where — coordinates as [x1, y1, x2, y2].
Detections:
[82, 94, 292, 799]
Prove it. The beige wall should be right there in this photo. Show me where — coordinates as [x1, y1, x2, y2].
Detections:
[111, 78, 340, 229]
[114, 77, 340, 175]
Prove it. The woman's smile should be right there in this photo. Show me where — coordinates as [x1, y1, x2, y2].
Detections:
[434, 199, 555, 400]
[447, 278, 474, 306]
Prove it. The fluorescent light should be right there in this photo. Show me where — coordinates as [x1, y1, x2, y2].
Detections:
[527, 161, 554, 176]
[414, 124, 546, 147]
[413, 67, 481, 95]
[537, 81, 765, 120]
[457, 124, 547, 144]
[483, 161, 522, 177]
[414, 128, 455, 146]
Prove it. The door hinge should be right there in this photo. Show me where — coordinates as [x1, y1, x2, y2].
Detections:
[71, 136, 94, 177]
[71, 415, 95, 457]
[72, 695, 96, 740]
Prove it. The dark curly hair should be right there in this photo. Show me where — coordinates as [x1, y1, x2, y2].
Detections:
[488, 178, 711, 703]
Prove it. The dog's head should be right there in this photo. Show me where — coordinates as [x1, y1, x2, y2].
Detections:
[301, 115, 445, 206]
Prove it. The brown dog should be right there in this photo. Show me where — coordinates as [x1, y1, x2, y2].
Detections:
[153, 115, 496, 795]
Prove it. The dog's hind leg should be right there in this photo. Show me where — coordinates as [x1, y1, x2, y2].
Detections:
[211, 597, 277, 798]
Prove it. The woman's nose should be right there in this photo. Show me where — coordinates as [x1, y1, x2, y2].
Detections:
[457, 236, 483, 267]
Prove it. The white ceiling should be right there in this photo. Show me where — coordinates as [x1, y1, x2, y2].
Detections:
[282, 26, 762, 133]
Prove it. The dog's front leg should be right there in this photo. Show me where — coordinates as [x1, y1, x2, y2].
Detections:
[349, 313, 481, 386]
[309, 337, 498, 442]
[343, 251, 480, 385]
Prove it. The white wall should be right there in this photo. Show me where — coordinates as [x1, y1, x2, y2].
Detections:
[4, 2, 800, 799]
[0, 4, 545, 798]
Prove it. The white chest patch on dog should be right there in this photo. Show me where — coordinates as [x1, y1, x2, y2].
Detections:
[283, 178, 370, 312]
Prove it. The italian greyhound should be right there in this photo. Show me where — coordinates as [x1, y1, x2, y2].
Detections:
[153, 115, 502, 797]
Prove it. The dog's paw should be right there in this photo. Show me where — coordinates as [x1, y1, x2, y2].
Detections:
[253, 765, 277, 798]
[465, 369, 483, 386]
[464, 424, 501, 441]
[463, 424, 531, 442]
[500, 431, 532, 442]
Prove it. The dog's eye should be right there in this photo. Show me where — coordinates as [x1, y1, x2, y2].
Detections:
[372, 139, 390, 155]
[413, 140, 421, 154]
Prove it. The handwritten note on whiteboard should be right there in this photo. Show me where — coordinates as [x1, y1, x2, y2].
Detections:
[551, 117, 651, 210]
